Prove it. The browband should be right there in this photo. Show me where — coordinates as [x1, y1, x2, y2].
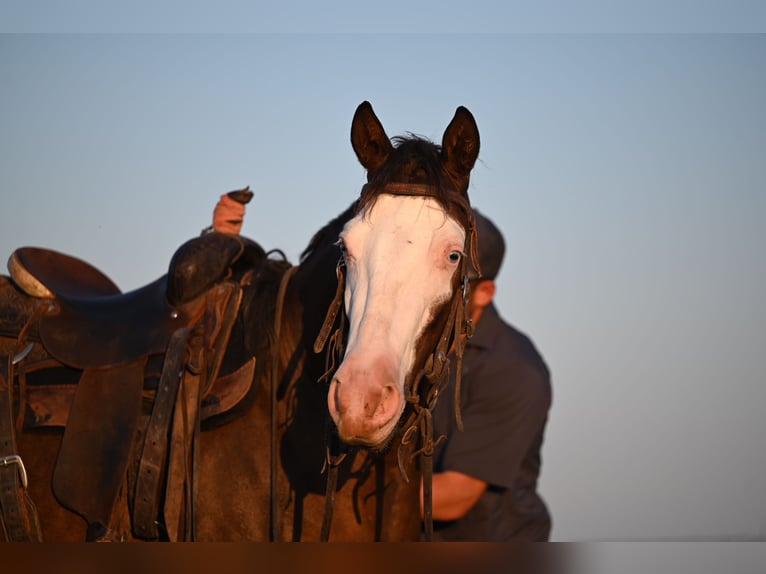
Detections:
[380, 182, 440, 197]
[362, 182, 441, 198]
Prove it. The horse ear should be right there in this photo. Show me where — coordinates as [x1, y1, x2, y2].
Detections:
[441, 106, 480, 194]
[351, 101, 394, 172]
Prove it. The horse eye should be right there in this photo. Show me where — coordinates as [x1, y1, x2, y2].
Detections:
[335, 239, 349, 259]
[448, 251, 462, 264]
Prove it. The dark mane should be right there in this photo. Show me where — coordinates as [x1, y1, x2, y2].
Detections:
[225, 249, 292, 379]
[359, 135, 473, 232]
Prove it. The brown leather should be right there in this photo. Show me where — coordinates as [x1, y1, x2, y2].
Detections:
[2, 237, 260, 540]
[1, 355, 43, 541]
[38, 276, 205, 370]
[167, 232, 265, 305]
[21, 357, 256, 431]
[0, 275, 46, 340]
[163, 368, 201, 541]
[23, 384, 76, 428]
[131, 282, 245, 539]
[8, 247, 121, 299]
[133, 328, 191, 539]
[6, 235, 265, 371]
[200, 357, 255, 421]
[52, 359, 146, 531]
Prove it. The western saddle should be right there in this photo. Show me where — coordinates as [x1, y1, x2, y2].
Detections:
[0, 231, 266, 541]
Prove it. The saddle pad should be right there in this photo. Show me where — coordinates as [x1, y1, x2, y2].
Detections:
[52, 360, 145, 530]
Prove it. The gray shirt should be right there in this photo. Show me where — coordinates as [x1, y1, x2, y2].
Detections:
[430, 303, 552, 541]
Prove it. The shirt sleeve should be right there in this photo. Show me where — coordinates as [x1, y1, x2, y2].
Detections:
[438, 354, 551, 489]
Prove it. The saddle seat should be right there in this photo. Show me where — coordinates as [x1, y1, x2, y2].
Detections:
[7, 233, 267, 371]
[7, 249, 202, 370]
[38, 275, 204, 370]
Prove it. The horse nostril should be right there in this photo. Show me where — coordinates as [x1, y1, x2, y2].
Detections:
[329, 377, 344, 416]
[374, 385, 399, 419]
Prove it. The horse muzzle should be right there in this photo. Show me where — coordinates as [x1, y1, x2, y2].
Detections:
[327, 363, 404, 448]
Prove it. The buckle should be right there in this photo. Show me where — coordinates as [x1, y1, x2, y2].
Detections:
[0, 454, 29, 489]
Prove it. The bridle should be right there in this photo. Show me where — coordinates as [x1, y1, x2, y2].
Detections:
[309, 182, 480, 541]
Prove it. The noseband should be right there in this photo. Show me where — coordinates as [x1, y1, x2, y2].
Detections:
[312, 182, 480, 541]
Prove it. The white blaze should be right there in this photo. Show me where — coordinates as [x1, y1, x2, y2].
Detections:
[327, 194, 465, 447]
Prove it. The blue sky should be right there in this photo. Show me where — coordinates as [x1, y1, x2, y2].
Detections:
[2, 1, 766, 33]
[1, 6, 765, 543]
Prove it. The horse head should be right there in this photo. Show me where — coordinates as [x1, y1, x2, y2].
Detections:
[326, 101, 481, 449]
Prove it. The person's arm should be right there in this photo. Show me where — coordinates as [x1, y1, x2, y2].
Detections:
[423, 353, 551, 522]
[421, 470, 487, 521]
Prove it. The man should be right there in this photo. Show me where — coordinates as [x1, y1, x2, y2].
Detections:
[425, 209, 553, 541]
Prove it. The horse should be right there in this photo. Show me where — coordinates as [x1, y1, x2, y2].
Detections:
[0, 101, 481, 541]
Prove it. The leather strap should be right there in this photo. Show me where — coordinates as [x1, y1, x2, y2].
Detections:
[202, 283, 243, 395]
[0, 354, 42, 542]
[320, 462, 339, 541]
[163, 365, 201, 541]
[313, 260, 345, 354]
[319, 426, 351, 542]
[133, 327, 191, 539]
[363, 182, 440, 198]
[134, 282, 243, 540]
[270, 265, 298, 542]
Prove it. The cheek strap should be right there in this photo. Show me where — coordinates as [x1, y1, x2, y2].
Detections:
[313, 259, 346, 355]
